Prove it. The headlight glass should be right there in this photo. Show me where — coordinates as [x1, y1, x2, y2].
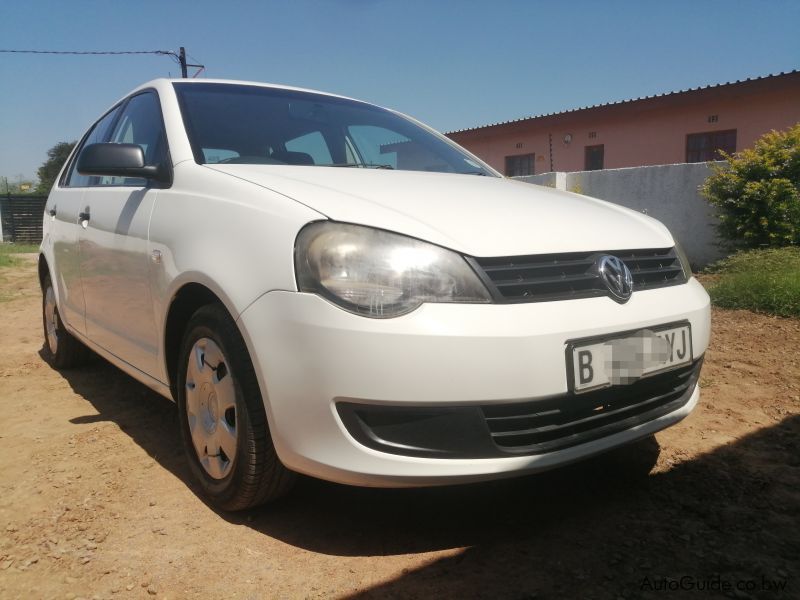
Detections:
[295, 222, 491, 318]
[675, 242, 693, 280]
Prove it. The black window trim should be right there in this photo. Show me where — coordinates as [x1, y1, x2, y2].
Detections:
[60, 87, 173, 189]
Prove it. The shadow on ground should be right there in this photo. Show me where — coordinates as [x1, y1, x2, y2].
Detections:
[52, 352, 798, 599]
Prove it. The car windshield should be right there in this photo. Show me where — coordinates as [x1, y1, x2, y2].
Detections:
[173, 82, 495, 176]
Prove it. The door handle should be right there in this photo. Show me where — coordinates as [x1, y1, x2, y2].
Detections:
[48, 207, 57, 217]
[78, 210, 90, 227]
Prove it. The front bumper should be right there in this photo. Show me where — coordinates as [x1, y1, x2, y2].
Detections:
[237, 278, 710, 487]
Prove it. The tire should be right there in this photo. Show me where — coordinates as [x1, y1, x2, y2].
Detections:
[42, 274, 91, 369]
[176, 304, 295, 510]
[596, 434, 661, 479]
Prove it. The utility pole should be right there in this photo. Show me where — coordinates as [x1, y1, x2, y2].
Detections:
[177, 47, 204, 78]
[179, 47, 187, 78]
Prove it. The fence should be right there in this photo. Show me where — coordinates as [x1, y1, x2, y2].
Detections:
[517, 162, 723, 268]
[0, 195, 48, 244]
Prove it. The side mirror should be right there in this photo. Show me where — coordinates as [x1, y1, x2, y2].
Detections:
[77, 143, 170, 183]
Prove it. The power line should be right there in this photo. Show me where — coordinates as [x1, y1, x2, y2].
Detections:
[0, 47, 205, 77]
[0, 49, 176, 56]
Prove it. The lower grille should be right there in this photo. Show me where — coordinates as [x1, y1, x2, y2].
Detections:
[337, 358, 702, 459]
[471, 247, 686, 303]
[482, 359, 702, 454]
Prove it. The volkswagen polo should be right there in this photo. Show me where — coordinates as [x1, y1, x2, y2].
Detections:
[40, 79, 710, 510]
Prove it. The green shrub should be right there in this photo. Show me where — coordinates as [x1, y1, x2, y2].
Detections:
[701, 123, 800, 249]
[704, 247, 800, 317]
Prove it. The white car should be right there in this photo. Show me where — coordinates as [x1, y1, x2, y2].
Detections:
[40, 79, 710, 510]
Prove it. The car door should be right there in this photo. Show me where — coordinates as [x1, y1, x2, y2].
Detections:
[78, 91, 167, 377]
[47, 105, 123, 334]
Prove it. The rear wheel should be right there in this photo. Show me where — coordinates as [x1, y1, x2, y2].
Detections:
[176, 304, 295, 510]
[42, 274, 91, 369]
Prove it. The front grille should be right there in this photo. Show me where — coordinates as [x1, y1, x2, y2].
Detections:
[482, 359, 702, 454]
[471, 247, 686, 303]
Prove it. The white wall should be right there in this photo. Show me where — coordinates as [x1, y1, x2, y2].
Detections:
[517, 162, 723, 267]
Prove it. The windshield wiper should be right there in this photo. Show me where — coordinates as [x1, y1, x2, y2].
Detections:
[320, 163, 394, 169]
[464, 171, 487, 176]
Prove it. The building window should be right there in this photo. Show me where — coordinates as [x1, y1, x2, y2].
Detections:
[505, 153, 534, 176]
[585, 145, 604, 171]
[686, 129, 736, 162]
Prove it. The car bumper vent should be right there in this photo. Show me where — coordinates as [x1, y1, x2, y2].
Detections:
[337, 359, 702, 459]
[482, 359, 702, 454]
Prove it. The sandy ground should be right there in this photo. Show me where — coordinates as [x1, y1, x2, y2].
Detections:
[0, 258, 798, 600]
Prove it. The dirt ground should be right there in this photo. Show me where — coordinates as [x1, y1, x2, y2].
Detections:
[1, 258, 798, 600]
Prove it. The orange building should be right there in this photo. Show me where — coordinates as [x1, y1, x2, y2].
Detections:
[446, 71, 800, 176]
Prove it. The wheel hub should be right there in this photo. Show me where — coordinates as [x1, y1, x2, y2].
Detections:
[185, 338, 237, 479]
[199, 383, 219, 433]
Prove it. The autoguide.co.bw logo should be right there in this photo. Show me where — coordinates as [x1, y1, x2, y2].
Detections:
[640, 574, 788, 594]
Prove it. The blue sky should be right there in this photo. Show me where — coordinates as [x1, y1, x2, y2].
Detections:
[1, 0, 798, 182]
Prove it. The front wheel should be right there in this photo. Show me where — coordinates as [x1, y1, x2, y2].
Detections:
[176, 304, 295, 510]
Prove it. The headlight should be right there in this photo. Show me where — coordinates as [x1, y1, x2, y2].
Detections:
[295, 222, 491, 318]
[675, 242, 693, 280]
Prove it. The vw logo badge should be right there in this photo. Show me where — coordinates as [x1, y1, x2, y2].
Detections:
[598, 255, 633, 303]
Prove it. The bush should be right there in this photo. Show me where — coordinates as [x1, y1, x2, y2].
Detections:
[704, 247, 800, 317]
[701, 123, 800, 249]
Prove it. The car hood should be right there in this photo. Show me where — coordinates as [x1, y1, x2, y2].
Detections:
[205, 165, 674, 257]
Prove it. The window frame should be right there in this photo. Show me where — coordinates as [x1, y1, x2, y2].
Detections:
[59, 103, 124, 188]
[60, 88, 173, 189]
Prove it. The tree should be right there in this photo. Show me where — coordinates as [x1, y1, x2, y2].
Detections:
[701, 123, 800, 249]
[36, 141, 76, 195]
[0, 176, 36, 195]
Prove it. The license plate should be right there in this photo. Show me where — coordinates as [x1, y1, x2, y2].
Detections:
[568, 323, 693, 394]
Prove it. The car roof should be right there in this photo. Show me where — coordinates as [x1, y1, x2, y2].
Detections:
[132, 78, 363, 104]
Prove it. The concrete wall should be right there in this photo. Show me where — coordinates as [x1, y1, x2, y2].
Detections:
[517, 162, 723, 268]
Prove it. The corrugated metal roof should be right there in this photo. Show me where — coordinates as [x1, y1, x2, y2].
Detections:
[446, 70, 799, 135]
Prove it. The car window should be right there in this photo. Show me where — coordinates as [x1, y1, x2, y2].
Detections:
[285, 131, 332, 165]
[64, 105, 122, 187]
[347, 126, 409, 169]
[173, 83, 495, 176]
[97, 92, 167, 187]
[202, 148, 240, 163]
